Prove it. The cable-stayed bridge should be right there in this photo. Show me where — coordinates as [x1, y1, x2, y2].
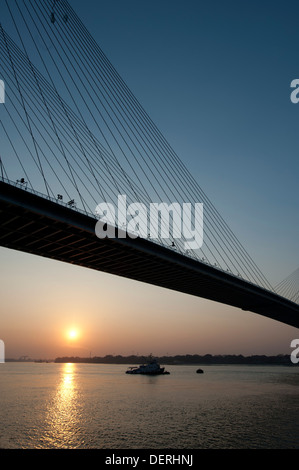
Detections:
[0, 0, 298, 328]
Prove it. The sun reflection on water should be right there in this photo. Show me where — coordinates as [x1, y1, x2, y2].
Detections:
[43, 363, 83, 448]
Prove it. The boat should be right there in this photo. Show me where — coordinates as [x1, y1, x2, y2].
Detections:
[126, 358, 170, 375]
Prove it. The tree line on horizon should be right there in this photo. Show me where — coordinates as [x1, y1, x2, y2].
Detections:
[54, 353, 294, 365]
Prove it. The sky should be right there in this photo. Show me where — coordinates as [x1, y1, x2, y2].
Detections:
[0, 0, 298, 359]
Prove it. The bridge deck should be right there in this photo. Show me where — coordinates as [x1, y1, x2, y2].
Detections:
[0, 181, 298, 328]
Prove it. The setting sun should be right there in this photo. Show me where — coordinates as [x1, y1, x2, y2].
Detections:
[67, 329, 80, 341]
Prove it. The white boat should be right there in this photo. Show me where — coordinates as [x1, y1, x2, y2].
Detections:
[126, 358, 170, 375]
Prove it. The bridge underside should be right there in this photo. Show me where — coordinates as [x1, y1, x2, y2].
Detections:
[0, 181, 298, 328]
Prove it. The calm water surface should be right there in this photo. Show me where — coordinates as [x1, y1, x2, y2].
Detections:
[0, 363, 298, 449]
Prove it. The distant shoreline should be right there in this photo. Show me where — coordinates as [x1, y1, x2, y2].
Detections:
[52, 354, 295, 365]
[5, 353, 297, 365]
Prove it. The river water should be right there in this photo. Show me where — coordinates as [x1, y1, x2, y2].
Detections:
[0, 362, 298, 449]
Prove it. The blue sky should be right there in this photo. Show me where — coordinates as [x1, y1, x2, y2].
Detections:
[67, 0, 299, 281]
[0, 0, 298, 358]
